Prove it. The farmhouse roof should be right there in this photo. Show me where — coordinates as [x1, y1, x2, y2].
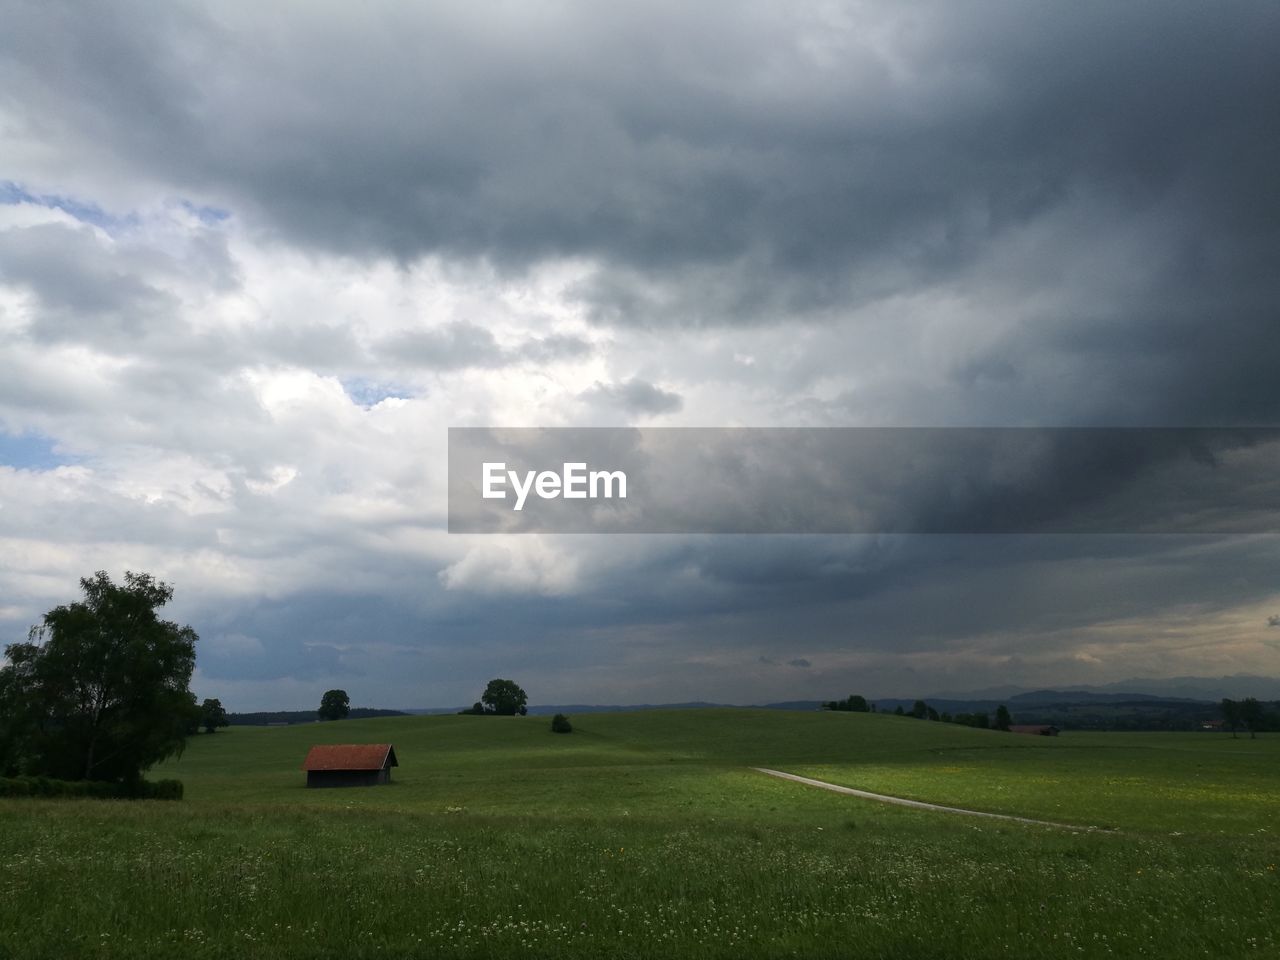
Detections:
[301, 743, 398, 771]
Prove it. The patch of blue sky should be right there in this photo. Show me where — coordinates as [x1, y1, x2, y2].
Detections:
[0, 430, 78, 470]
[341, 378, 414, 409]
[0, 180, 139, 233]
[1, 181, 230, 231]
[178, 199, 231, 225]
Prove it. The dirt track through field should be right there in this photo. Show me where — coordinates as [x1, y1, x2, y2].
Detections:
[753, 768, 1098, 830]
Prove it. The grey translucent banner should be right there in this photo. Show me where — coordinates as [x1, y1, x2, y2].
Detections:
[447, 427, 1280, 534]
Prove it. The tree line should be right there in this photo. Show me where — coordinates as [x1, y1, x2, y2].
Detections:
[822, 694, 1013, 731]
[1220, 698, 1274, 738]
[825, 692, 1278, 737]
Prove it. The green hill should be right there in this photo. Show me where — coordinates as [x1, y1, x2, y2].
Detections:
[154, 707, 1280, 835]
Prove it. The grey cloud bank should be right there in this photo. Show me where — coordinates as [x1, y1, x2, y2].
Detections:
[1, 2, 1279, 709]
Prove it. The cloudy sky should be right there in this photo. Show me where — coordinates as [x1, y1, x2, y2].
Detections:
[2, 0, 1279, 709]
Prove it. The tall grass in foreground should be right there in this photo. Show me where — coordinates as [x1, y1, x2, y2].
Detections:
[2, 799, 1276, 959]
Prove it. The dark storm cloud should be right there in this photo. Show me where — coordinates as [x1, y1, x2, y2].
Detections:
[4, 0, 1278, 429]
[568, 533, 1280, 669]
[184, 531, 1280, 705]
[3, 3, 1275, 278]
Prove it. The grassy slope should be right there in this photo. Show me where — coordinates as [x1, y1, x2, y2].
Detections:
[2, 709, 1278, 959]
[163, 708, 1280, 832]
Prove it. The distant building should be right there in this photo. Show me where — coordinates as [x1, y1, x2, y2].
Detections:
[1200, 719, 1226, 731]
[301, 743, 399, 788]
[1008, 724, 1060, 737]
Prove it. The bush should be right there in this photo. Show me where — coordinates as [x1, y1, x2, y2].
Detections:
[550, 713, 573, 734]
[0, 776, 182, 800]
[144, 779, 184, 800]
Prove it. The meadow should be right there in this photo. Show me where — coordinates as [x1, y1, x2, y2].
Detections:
[1, 709, 1277, 959]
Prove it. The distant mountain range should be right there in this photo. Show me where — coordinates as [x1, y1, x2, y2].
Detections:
[926, 674, 1280, 702]
[439, 677, 1280, 717]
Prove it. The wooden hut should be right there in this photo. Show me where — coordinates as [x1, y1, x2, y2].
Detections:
[301, 743, 398, 788]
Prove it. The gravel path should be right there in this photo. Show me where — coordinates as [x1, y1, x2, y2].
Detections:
[753, 767, 1096, 830]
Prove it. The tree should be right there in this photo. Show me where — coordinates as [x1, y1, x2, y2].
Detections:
[0, 571, 198, 782]
[481, 679, 528, 716]
[318, 689, 350, 721]
[821, 694, 870, 713]
[910, 700, 929, 719]
[1222, 698, 1243, 738]
[1240, 697, 1263, 739]
[200, 698, 229, 733]
[994, 705, 1012, 732]
[550, 713, 573, 734]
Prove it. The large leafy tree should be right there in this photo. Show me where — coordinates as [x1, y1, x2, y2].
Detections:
[1221, 698, 1243, 738]
[0, 571, 198, 781]
[200, 698, 229, 733]
[481, 678, 528, 716]
[1240, 697, 1264, 739]
[318, 689, 350, 721]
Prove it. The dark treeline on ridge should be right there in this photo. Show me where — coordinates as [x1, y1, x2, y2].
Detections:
[229, 709, 408, 726]
[824, 692, 1280, 733]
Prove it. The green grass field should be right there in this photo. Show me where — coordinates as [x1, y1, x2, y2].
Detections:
[2, 710, 1277, 958]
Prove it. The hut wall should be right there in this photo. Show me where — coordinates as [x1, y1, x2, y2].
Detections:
[306, 769, 390, 788]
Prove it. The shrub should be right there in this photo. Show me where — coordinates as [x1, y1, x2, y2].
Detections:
[0, 776, 183, 800]
[0, 777, 31, 797]
[147, 779, 184, 800]
[550, 713, 573, 734]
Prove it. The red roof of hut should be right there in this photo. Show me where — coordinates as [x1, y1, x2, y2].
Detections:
[301, 744, 398, 771]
